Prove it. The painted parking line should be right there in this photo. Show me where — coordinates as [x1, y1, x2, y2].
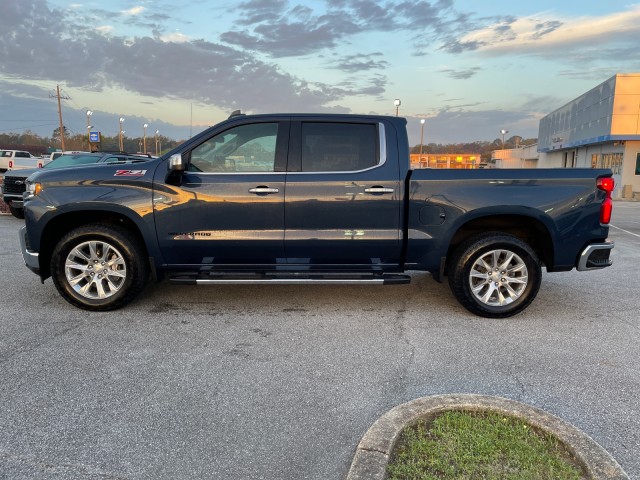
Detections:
[610, 224, 640, 238]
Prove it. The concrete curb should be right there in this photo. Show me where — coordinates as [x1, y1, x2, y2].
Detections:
[346, 394, 628, 480]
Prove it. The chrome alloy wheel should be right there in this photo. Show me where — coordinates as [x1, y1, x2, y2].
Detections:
[469, 249, 528, 307]
[64, 240, 127, 300]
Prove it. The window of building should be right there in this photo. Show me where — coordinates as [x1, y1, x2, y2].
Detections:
[635, 153, 640, 175]
[591, 153, 623, 175]
[189, 123, 279, 173]
[300, 123, 377, 172]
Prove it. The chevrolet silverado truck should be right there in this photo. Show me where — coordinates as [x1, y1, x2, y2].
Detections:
[18, 113, 615, 317]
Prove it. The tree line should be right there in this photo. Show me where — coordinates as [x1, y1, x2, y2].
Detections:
[0, 129, 182, 156]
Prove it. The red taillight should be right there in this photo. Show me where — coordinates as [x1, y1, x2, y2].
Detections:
[8, 160, 13, 168]
[597, 177, 615, 193]
[600, 198, 613, 224]
[597, 177, 615, 224]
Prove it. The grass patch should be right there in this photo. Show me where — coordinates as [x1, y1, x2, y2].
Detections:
[387, 410, 586, 480]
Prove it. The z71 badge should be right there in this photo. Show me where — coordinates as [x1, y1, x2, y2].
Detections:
[115, 169, 147, 176]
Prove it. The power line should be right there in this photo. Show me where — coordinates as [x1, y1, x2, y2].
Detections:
[0, 123, 57, 133]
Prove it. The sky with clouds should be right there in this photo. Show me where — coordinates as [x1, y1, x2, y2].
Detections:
[1, 0, 639, 145]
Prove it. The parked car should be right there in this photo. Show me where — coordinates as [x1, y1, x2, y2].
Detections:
[0, 150, 41, 172]
[19, 113, 614, 317]
[2, 152, 151, 219]
[48, 151, 90, 162]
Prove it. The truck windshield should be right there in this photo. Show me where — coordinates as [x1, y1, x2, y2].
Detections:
[44, 154, 102, 169]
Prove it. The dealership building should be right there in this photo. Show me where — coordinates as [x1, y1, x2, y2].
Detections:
[493, 73, 640, 198]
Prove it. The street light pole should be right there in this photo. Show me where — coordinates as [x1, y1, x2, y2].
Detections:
[155, 130, 160, 156]
[86, 110, 93, 151]
[143, 123, 148, 153]
[419, 119, 426, 163]
[119, 117, 125, 151]
[500, 129, 509, 149]
[394, 99, 401, 117]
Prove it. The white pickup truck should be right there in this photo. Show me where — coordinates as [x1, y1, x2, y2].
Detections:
[0, 150, 46, 172]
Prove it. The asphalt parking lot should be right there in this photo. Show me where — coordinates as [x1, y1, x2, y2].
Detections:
[0, 202, 638, 479]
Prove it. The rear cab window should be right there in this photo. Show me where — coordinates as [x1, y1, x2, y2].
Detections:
[300, 123, 378, 172]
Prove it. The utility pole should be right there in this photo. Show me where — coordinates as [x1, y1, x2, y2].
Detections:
[50, 85, 70, 151]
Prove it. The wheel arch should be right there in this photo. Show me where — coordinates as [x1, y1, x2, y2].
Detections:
[444, 213, 555, 276]
[38, 209, 152, 280]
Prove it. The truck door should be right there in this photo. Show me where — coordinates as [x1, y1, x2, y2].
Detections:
[284, 120, 402, 267]
[153, 120, 289, 268]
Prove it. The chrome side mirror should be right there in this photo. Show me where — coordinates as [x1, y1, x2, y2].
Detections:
[168, 153, 185, 172]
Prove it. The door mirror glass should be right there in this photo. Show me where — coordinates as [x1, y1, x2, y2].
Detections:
[168, 153, 185, 172]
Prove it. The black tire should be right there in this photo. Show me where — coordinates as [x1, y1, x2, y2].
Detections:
[448, 233, 542, 318]
[8, 204, 24, 219]
[50, 224, 149, 311]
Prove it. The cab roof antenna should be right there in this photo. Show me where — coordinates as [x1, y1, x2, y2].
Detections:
[228, 110, 245, 119]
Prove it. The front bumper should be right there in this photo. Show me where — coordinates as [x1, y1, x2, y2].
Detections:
[4, 196, 23, 207]
[19, 226, 40, 274]
[576, 242, 614, 271]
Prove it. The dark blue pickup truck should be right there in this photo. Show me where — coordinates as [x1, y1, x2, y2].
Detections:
[19, 113, 614, 317]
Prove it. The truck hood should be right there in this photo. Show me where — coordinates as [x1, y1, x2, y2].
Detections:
[27, 159, 159, 184]
[4, 168, 40, 179]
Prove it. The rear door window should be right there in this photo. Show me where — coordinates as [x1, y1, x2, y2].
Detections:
[300, 123, 378, 172]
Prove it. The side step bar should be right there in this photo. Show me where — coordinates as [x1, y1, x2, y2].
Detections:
[170, 274, 411, 286]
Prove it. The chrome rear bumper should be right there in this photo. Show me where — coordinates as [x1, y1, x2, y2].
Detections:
[577, 242, 614, 271]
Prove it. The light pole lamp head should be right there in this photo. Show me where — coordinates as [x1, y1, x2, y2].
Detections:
[87, 125, 93, 130]
[500, 129, 508, 135]
[420, 119, 425, 125]
[86, 110, 93, 117]
[143, 123, 148, 129]
[394, 99, 401, 107]
[155, 130, 159, 135]
[119, 117, 125, 124]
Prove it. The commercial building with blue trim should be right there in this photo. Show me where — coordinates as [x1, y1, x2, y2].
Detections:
[538, 73, 640, 198]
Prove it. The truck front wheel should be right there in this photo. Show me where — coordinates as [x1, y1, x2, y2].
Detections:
[50, 224, 149, 311]
[448, 233, 541, 318]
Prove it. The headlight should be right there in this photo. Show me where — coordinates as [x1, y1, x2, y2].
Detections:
[25, 182, 42, 198]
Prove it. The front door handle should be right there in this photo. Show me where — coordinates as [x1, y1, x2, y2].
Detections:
[249, 186, 279, 194]
[364, 187, 394, 194]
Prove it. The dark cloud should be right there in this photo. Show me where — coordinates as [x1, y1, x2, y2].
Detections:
[221, 12, 360, 56]
[333, 74, 387, 97]
[0, 0, 373, 116]
[532, 20, 563, 39]
[330, 53, 389, 73]
[221, 0, 462, 58]
[235, 0, 289, 26]
[439, 39, 483, 53]
[439, 67, 482, 80]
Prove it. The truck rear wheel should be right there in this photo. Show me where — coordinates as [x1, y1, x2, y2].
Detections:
[448, 233, 541, 318]
[8, 204, 24, 219]
[50, 224, 149, 311]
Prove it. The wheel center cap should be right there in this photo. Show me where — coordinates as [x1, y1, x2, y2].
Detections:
[490, 272, 502, 282]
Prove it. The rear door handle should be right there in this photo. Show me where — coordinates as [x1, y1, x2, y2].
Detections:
[249, 187, 279, 194]
[364, 187, 394, 194]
